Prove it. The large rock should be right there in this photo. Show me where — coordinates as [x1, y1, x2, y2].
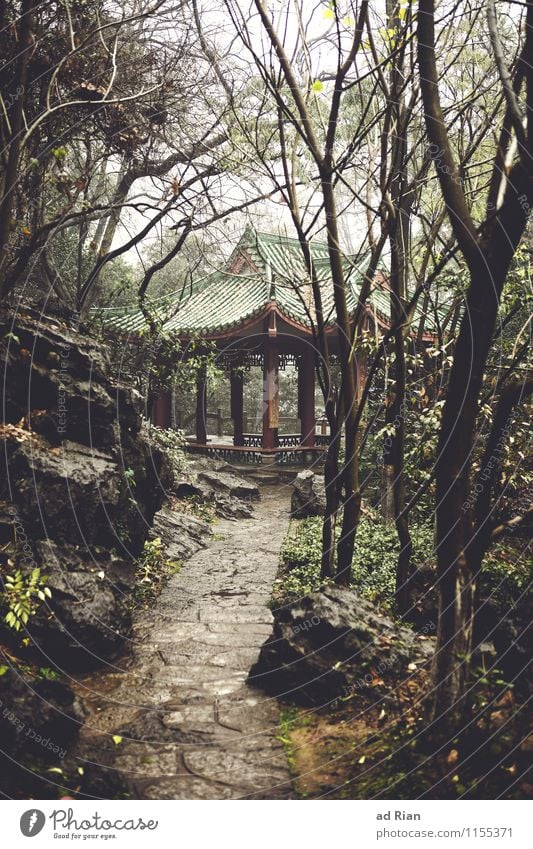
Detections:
[24, 541, 136, 667]
[197, 469, 259, 501]
[174, 458, 258, 518]
[0, 427, 162, 557]
[250, 585, 434, 705]
[291, 469, 326, 518]
[0, 307, 172, 796]
[0, 307, 167, 668]
[150, 500, 213, 561]
[0, 305, 141, 445]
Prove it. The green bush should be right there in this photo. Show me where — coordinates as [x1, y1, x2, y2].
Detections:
[142, 423, 187, 488]
[279, 515, 435, 610]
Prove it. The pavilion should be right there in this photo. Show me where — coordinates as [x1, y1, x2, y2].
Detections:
[98, 227, 444, 464]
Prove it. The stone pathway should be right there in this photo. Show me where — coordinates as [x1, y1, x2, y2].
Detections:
[74, 486, 293, 800]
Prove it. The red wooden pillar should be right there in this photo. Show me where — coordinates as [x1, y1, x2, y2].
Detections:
[195, 366, 207, 444]
[262, 340, 279, 450]
[230, 370, 244, 446]
[298, 355, 315, 446]
[152, 390, 171, 428]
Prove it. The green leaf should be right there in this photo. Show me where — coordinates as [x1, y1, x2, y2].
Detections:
[311, 79, 324, 93]
[112, 735, 123, 745]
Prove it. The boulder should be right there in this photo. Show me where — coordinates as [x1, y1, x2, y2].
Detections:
[0, 429, 162, 557]
[0, 305, 141, 446]
[0, 306, 171, 793]
[22, 541, 136, 667]
[197, 470, 259, 501]
[291, 469, 326, 518]
[212, 495, 253, 520]
[250, 585, 434, 705]
[174, 458, 259, 517]
[150, 500, 213, 562]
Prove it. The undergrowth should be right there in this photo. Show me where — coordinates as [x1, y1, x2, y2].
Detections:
[277, 515, 434, 610]
[132, 537, 181, 607]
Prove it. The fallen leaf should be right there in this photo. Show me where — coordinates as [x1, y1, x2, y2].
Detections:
[446, 749, 459, 766]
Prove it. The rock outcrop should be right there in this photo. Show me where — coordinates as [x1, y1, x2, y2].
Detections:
[250, 585, 434, 705]
[150, 498, 213, 561]
[0, 306, 166, 666]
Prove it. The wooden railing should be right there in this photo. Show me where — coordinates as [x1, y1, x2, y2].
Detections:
[175, 409, 309, 437]
[186, 442, 328, 466]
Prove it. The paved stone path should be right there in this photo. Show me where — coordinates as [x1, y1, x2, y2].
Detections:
[75, 486, 293, 799]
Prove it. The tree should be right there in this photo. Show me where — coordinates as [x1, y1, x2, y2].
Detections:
[222, 0, 465, 592]
[417, 0, 533, 724]
[0, 0, 235, 313]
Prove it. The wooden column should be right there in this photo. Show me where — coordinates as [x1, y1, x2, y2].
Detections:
[298, 355, 315, 447]
[262, 340, 279, 450]
[195, 365, 207, 444]
[230, 370, 244, 446]
[152, 390, 171, 428]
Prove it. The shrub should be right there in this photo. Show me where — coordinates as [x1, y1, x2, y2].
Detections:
[279, 515, 435, 610]
[133, 537, 181, 606]
[142, 423, 187, 489]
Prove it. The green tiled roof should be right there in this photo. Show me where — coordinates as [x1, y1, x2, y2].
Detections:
[95, 227, 448, 336]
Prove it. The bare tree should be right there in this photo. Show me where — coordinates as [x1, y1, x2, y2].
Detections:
[417, 0, 533, 724]
[0, 0, 234, 312]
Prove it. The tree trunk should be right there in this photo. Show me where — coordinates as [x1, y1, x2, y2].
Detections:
[0, 0, 35, 299]
[430, 258, 520, 722]
[320, 175, 361, 585]
[417, 0, 533, 727]
[321, 397, 340, 579]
